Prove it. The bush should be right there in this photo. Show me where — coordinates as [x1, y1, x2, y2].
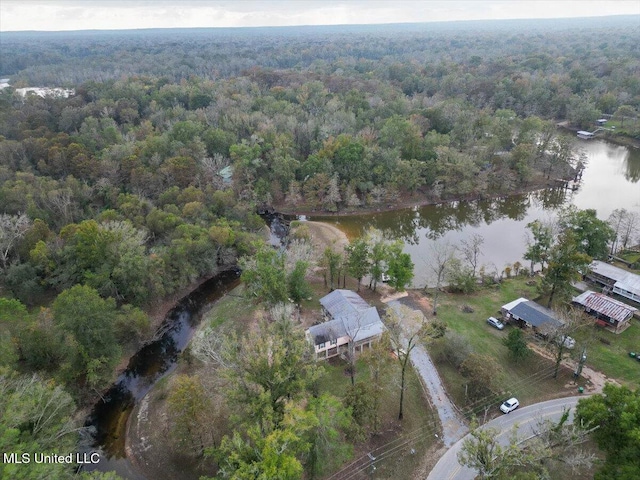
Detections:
[439, 331, 474, 369]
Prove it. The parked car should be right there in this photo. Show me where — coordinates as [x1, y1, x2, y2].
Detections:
[500, 397, 519, 414]
[559, 336, 576, 349]
[487, 316, 505, 330]
[381, 273, 390, 282]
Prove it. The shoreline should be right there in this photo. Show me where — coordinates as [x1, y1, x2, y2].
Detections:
[279, 179, 566, 218]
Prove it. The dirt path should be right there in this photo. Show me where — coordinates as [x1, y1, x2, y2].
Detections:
[527, 342, 618, 394]
[303, 220, 349, 251]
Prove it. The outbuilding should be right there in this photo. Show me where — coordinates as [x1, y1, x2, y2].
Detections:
[501, 297, 564, 330]
[572, 290, 637, 333]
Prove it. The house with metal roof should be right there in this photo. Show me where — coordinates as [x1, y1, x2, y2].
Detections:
[306, 289, 385, 360]
[585, 260, 640, 304]
[573, 290, 637, 333]
[501, 297, 564, 330]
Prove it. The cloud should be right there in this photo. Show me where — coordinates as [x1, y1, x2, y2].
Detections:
[1, 1, 639, 32]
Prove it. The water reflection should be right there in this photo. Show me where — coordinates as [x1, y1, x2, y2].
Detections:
[311, 190, 567, 245]
[624, 148, 640, 182]
[310, 139, 638, 287]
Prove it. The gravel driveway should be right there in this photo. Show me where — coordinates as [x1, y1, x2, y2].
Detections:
[386, 299, 469, 447]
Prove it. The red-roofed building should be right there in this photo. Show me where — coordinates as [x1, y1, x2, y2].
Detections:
[573, 290, 637, 333]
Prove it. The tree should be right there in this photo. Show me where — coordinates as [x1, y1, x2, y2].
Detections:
[219, 315, 318, 431]
[167, 374, 215, 455]
[240, 244, 288, 305]
[305, 394, 353, 478]
[459, 353, 501, 403]
[459, 413, 594, 479]
[386, 240, 414, 291]
[540, 231, 591, 308]
[524, 220, 554, 273]
[321, 244, 342, 291]
[212, 404, 313, 480]
[0, 373, 79, 480]
[559, 208, 615, 260]
[608, 208, 640, 253]
[385, 305, 445, 419]
[502, 328, 530, 362]
[344, 381, 375, 434]
[287, 260, 312, 306]
[366, 228, 388, 292]
[52, 285, 121, 393]
[360, 333, 392, 433]
[0, 213, 31, 271]
[446, 257, 478, 294]
[439, 331, 474, 369]
[613, 105, 636, 129]
[345, 237, 370, 292]
[538, 308, 589, 379]
[575, 384, 640, 480]
[426, 241, 455, 315]
[0, 300, 28, 367]
[458, 421, 518, 479]
[459, 233, 484, 277]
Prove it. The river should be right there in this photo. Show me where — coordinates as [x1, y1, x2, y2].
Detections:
[82, 269, 241, 479]
[308, 138, 640, 287]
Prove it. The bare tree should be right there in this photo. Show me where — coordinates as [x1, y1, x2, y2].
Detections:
[607, 208, 639, 254]
[538, 308, 590, 379]
[0, 213, 31, 271]
[459, 233, 484, 277]
[385, 304, 445, 420]
[459, 411, 594, 479]
[342, 311, 365, 386]
[620, 210, 639, 251]
[425, 241, 455, 315]
[608, 208, 627, 255]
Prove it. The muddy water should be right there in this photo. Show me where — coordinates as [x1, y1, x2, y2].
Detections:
[82, 269, 241, 478]
[308, 139, 640, 286]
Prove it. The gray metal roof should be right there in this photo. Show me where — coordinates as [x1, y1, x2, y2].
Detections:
[590, 261, 640, 297]
[573, 290, 637, 322]
[309, 290, 384, 345]
[509, 301, 563, 328]
[320, 289, 373, 317]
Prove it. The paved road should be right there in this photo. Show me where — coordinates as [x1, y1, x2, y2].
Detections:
[386, 299, 469, 447]
[427, 396, 585, 480]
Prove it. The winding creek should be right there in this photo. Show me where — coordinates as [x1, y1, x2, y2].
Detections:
[82, 269, 241, 478]
[83, 137, 638, 478]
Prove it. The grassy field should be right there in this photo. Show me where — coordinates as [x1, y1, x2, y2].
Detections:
[571, 321, 640, 386]
[424, 277, 590, 419]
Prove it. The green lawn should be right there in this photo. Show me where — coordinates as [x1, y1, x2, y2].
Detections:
[426, 277, 589, 418]
[571, 321, 640, 386]
[200, 284, 256, 332]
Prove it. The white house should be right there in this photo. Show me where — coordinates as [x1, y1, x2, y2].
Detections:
[306, 289, 385, 360]
[585, 260, 640, 304]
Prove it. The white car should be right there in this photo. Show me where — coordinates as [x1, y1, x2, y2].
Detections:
[500, 397, 519, 414]
[487, 316, 505, 330]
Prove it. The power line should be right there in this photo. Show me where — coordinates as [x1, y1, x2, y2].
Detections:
[327, 359, 574, 480]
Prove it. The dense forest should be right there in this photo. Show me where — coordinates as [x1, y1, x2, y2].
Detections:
[0, 15, 639, 480]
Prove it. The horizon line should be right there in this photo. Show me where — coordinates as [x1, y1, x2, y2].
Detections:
[2, 13, 638, 34]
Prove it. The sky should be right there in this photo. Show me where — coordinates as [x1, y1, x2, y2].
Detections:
[1, 0, 639, 32]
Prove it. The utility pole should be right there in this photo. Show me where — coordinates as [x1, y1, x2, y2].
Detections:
[574, 347, 587, 379]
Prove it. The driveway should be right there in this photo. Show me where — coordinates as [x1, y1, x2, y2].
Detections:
[385, 299, 469, 447]
[427, 396, 586, 480]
